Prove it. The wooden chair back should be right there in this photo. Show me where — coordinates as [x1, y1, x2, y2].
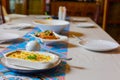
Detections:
[0, 0, 5, 24]
[14, 0, 46, 15]
[50, 1, 100, 23]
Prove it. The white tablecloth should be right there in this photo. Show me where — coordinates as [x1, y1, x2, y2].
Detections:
[0, 16, 120, 80]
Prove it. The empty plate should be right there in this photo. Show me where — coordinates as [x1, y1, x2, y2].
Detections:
[17, 23, 32, 27]
[7, 14, 27, 19]
[4, 23, 33, 30]
[0, 32, 20, 42]
[34, 15, 51, 19]
[71, 18, 88, 22]
[77, 22, 95, 28]
[79, 39, 119, 51]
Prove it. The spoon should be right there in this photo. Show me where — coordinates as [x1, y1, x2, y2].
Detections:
[72, 35, 87, 45]
[72, 35, 82, 41]
[60, 57, 72, 61]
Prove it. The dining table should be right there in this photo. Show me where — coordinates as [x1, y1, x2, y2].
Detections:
[0, 15, 120, 80]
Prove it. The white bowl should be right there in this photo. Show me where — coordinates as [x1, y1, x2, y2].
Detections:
[33, 19, 70, 33]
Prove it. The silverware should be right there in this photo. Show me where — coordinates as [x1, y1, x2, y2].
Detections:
[72, 35, 82, 41]
[72, 35, 88, 46]
[60, 57, 72, 61]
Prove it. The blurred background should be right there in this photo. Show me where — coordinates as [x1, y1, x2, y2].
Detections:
[1, 0, 120, 43]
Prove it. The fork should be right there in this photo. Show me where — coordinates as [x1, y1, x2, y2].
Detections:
[72, 35, 82, 41]
[72, 35, 88, 46]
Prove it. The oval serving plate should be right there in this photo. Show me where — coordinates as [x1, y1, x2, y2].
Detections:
[1, 57, 61, 73]
[0, 32, 20, 41]
[1, 51, 62, 73]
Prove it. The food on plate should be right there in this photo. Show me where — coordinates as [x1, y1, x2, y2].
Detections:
[6, 50, 52, 62]
[35, 30, 59, 39]
[4, 50, 60, 69]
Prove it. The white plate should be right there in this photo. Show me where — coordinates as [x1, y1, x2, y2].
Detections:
[0, 32, 20, 41]
[76, 22, 95, 28]
[1, 57, 61, 73]
[79, 40, 119, 51]
[34, 15, 51, 19]
[7, 14, 27, 19]
[31, 32, 68, 43]
[3, 23, 33, 30]
[71, 18, 88, 22]
[17, 23, 32, 27]
[17, 23, 33, 30]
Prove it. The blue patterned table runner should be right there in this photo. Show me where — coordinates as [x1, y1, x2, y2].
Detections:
[0, 27, 68, 80]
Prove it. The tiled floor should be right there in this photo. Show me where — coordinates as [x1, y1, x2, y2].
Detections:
[106, 24, 120, 44]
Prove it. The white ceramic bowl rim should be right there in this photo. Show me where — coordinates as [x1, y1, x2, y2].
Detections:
[34, 19, 70, 26]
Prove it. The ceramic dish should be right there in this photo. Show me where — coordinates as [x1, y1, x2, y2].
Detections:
[33, 19, 70, 33]
[79, 39, 119, 51]
[34, 15, 51, 19]
[71, 18, 88, 22]
[31, 31, 68, 43]
[6, 14, 27, 19]
[0, 32, 20, 43]
[3, 50, 60, 69]
[17, 23, 32, 27]
[1, 57, 61, 73]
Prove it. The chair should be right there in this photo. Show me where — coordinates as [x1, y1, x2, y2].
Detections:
[0, 0, 5, 24]
[2, 5, 27, 22]
[50, 1, 101, 23]
[14, 0, 46, 15]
